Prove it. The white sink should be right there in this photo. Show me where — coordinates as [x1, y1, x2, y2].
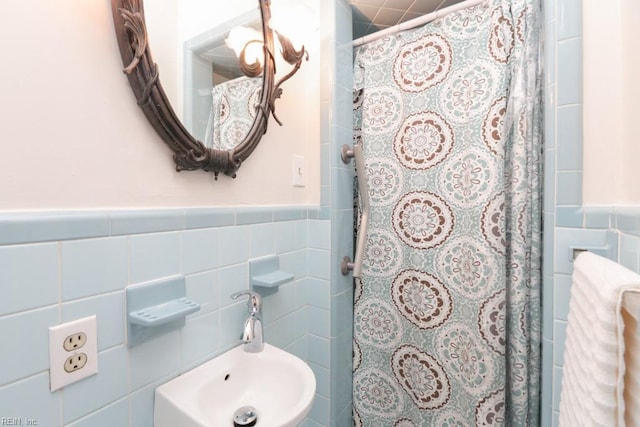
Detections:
[154, 344, 316, 427]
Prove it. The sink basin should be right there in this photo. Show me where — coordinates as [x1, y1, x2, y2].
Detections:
[154, 344, 316, 427]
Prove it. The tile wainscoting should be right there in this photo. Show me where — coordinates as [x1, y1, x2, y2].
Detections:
[0, 206, 338, 426]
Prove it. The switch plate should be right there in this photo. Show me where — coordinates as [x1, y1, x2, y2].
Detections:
[293, 155, 305, 187]
[49, 315, 98, 391]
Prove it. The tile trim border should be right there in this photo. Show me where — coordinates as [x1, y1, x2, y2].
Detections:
[0, 206, 320, 246]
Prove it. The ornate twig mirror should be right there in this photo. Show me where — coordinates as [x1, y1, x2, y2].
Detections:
[111, 0, 307, 178]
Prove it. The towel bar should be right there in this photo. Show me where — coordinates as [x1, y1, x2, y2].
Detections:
[570, 245, 612, 261]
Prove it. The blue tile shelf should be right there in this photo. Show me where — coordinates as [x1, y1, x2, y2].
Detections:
[126, 275, 200, 346]
[129, 298, 200, 327]
[249, 255, 294, 289]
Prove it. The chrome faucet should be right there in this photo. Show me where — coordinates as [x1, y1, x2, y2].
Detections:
[230, 290, 264, 352]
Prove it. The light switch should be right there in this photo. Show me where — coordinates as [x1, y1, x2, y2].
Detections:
[293, 155, 305, 187]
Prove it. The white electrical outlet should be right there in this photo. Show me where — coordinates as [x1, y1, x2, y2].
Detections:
[63, 331, 87, 351]
[49, 315, 98, 391]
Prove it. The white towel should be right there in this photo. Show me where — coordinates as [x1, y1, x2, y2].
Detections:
[559, 252, 640, 427]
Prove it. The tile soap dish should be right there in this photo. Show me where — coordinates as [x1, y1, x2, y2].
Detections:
[127, 275, 200, 346]
[129, 297, 200, 327]
[250, 255, 294, 289]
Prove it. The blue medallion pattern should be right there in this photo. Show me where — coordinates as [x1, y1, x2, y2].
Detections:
[352, 0, 542, 425]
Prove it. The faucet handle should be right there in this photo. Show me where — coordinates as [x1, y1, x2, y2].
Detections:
[230, 290, 262, 313]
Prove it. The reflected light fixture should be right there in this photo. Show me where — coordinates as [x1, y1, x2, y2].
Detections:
[226, 26, 264, 77]
[269, 0, 316, 52]
[230, 0, 309, 125]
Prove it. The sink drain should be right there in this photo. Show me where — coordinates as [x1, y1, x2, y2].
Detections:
[233, 406, 258, 427]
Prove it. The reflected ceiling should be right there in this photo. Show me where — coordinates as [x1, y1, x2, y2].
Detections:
[350, 0, 467, 39]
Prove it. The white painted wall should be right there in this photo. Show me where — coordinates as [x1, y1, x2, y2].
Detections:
[0, 0, 320, 210]
[144, 0, 180, 116]
[621, 0, 640, 203]
[583, 0, 640, 205]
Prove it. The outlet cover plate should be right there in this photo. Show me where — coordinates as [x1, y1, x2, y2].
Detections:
[49, 315, 98, 391]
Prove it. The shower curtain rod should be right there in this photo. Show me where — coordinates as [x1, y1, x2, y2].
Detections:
[352, 0, 487, 47]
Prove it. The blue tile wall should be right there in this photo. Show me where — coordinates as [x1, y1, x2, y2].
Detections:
[0, 307, 59, 386]
[66, 399, 130, 427]
[556, 38, 582, 106]
[0, 373, 60, 425]
[0, 243, 58, 315]
[61, 237, 129, 300]
[180, 228, 219, 273]
[0, 206, 331, 427]
[129, 232, 180, 283]
[0, 212, 110, 245]
[249, 223, 276, 258]
[556, 105, 582, 171]
[319, 0, 356, 424]
[543, 1, 640, 426]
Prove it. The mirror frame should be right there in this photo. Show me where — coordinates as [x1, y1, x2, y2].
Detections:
[111, 0, 276, 178]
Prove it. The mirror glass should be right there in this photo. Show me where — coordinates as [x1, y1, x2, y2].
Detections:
[144, 0, 262, 150]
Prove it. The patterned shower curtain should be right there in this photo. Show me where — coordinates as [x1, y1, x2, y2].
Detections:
[204, 76, 262, 150]
[352, 0, 542, 425]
